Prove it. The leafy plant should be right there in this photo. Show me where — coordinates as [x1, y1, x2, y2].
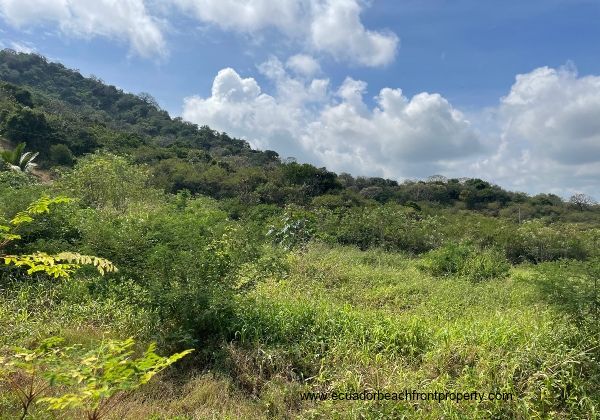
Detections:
[460, 248, 510, 282]
[40, 338, 193, 420]
[419, 242, 474, 277]
[267, 205, 316, 250]
[1, 196, 117, 278]
[0, 142, 38, 172]
[421, 242, 510, 281]
[0, 337, 193, 420]
[0, 337, 66, 420]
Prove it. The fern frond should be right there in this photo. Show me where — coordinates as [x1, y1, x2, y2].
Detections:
[10, 196, 72, 226]
[3, 252, 117, 278]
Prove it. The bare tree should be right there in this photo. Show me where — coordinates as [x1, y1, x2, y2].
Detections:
[427, 174, 448, 184]
[569, 193, 597, 211]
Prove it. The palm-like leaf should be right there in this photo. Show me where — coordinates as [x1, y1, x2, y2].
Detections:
[1, 143, 37, 172]
[19, 151, 38, 172]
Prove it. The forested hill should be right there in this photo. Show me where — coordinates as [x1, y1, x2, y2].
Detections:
[0, 49, 270, 161]
[0, 49, 598, 221]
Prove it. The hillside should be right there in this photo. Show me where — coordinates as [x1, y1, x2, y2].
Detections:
[0, 50, 598, 222]
[0, 50, 599, 419]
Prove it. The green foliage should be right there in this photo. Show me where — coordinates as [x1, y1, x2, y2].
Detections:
[40, 338, 193, 419]
[421, 242, 510, 281]
[419, 242, 474, 276]
[2, 108, 52, 154]
[1, 195, 72, 249]
[0, 169, 34, 188]
[57, 153, 161, 212]
[1, 195, 117, 278]
[504, 220, 589, 263]
[267, 205, 316, 250]
[0, 81, 33, 107]
[0, 337, 192, 420]
[0, 337, 65, 419]
[322, 203, 442, 253]
[460, 248, 510, 282]
[49, 143, 74, 166]
[3, 251, 117, 278]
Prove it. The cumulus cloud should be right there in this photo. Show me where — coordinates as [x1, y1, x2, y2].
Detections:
[182, 59, 481, 179]
[182, 61, 600, 196]
[500, 64, 600, 165]
[0, 0, 398, 66]
[0, 0, 166, 58]
[461, 64, 600, 197]
[172, 0, 399, 67]
[309, 0, 398, 67]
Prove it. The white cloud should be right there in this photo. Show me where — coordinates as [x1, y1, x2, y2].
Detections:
[286, 54, 321, 77]
[172, 0, 399, 67]
[309, 0, 398, 67]
[0, 0, 166, 58]
[0, 0, 398, 66]
[182, 62, 600, 197]
[457, 64, 600, 197]
[500, 64, 600, 165]
[182, 60, 481, 179]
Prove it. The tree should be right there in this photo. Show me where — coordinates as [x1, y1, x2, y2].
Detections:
[49, 143, 74, 166]
[2, 108, 53, 153]
[427, 174, 448, 184]
[137, 92, 160, 109]
[569, 193, 597, 211]
[0, 142, 38, 172]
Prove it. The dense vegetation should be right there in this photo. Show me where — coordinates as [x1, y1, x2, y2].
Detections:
[0, 50, 599, 419]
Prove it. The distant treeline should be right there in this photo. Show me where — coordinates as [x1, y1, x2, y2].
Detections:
[0, 49, 597, 224]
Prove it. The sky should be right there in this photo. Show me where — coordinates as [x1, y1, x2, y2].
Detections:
[0, 0, 599, 198]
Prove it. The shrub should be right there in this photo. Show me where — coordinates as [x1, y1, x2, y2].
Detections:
[56, 152, 161, 212]
[326, 203, 442, 254]
[504, 221, 588, 263]
[461, 248, 510, 282]
[421, 242, 510, 281]
[420, 242, 474, 276]
[267, 205, 316, 250]
[49, 143, 74, 166]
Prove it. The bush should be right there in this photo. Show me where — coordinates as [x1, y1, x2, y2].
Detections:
[56, 152, 162, 212]
[324, 203, 442, 254]
[267, 205, 316, 250]
[49, 143, 74, 166]
[420, 242, 474, 276]
[421, 242, 510, 281]
[461, 248, 510, 282]
[504, 221, 588, 263]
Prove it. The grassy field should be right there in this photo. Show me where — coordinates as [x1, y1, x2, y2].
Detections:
[2, 243, 598, 419]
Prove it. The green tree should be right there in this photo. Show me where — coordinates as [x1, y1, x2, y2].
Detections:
[2, 108, 52, 153]
[49, 143, 74, 166]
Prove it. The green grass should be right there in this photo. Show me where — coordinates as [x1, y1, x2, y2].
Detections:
[1, 244, 598, 419]
[224, 244, 599, 418]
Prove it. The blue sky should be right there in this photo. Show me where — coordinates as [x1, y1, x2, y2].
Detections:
[0, 0, 599, 197]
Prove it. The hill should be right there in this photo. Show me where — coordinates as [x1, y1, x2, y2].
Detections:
[0, 50, 599, 419]
[0, 49, 598, 223]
